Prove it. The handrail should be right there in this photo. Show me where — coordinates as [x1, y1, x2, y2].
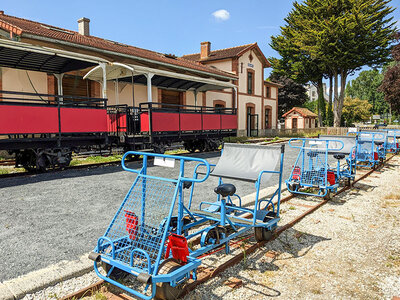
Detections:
[139, 101, 236, 115]
[288, 138, 344, 152]
[121, 151, 210, 183]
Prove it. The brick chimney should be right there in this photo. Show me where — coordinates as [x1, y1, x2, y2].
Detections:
[78, 17, 90, 36]
[200, 41, 211, 60]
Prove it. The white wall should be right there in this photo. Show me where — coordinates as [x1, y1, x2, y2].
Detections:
[2, 67, 48, 101]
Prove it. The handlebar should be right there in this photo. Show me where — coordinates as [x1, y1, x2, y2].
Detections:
[288, 138, 344, 152]
[121, 151, 210, 183]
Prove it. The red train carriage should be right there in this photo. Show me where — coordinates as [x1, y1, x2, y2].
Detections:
[0, 91, 237, 171]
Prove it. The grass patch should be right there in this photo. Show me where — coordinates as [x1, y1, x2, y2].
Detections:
[384, 192, 400, 200]
[0, 168, 9, 175]
[70, 154, 123, 166]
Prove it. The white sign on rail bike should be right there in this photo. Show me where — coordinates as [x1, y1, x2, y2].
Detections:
[154, 157, 175, 168]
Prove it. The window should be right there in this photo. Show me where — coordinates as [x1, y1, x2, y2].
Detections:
[312, 91, 316, 98]
[213, 100, 226, 113]
[247, 71, 253, 94]
[215, 104, 225, 113]
[265, 106, 272, 129]
[266, 86, 271, 98]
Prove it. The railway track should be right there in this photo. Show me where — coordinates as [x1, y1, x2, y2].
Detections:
[0, 139, 288, 180]
[60, 153, 396, 300]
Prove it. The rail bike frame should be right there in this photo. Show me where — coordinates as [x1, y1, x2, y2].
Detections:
[385, 130, 399, 154]
[184, 144, 285, 258]
[90, 152, 210, 299]
[286, 138, 344, 197]
[352, 132, 386, 168]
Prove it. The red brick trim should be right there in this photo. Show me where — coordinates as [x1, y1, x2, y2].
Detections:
[181, 91, 186, 106]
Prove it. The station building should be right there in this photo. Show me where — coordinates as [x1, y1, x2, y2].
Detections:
[0, 12, 279, 137]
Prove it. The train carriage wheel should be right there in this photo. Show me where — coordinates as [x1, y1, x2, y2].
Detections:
[155, 259, 183, 300]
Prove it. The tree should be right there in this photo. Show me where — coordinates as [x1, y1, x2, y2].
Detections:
[346, 69, 388, 115]
[271, 0, 396, 127]
[270, 18, 327, 126]
[341, 97, 372, 125]
[380, 33, 400, 114]
[269, 73, 308, 119]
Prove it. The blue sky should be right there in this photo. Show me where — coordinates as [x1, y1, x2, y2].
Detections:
[2, 0, 400, 81]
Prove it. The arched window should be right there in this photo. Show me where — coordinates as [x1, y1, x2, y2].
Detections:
[213, 100, 226, 113]
[264, 105, 272, 129]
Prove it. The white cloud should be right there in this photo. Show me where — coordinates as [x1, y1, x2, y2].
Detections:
[212, 9, 230, 21]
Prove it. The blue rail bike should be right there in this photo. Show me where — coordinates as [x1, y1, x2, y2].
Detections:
[385, 130, 399, 154]
[318, 135, 358, 186]
[286, 138, 344, 199]
[89, 143, 285, 300]
[353, 131, 386, 168]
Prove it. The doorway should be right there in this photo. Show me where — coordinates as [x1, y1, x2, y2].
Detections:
[246, 105, 258, 137]
[160, 89, 182, 108]
[292, 118, 298, 129]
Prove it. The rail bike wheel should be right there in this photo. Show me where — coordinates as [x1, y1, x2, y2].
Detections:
[323, 189, 332, 200]
[155, 259, 183, 300]
[254, 227, 274, 242]
[101, 261, 127, 280]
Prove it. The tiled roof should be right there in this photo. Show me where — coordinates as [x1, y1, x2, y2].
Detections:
[282, 107, 318, 118]
[182, 43, 255, 62]
[0, 13, 236, 79]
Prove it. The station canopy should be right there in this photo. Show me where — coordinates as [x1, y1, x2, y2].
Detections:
[0, 39, 108, 74]
[83, 63, 237, 92]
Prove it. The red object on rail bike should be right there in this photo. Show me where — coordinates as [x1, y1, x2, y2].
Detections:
[327, 171, 336, 185]
[124, 210, 138, 240]
[165, 233, 189, 263]
[374, 152, 378, 161]
[292, 166, 301, 181]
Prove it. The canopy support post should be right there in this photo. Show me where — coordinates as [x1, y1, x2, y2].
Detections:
[100, 62, 107, 98]
[145, 73, 154, 102]
[233, 87, 237, 110]
[194, 89, 198, 109]
[54, 73, 64, 104]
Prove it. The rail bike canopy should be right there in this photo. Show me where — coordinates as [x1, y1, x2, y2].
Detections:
[209, 143, 283, 182]
[139, 102, 237, 133]
[318, 135, 356, 155]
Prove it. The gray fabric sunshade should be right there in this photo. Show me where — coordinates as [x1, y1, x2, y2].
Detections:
[210, 143, 281, 182]
[319, 135, 356, 154]
[359, 132, 387, 142]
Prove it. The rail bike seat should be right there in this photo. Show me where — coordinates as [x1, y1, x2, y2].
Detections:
[214, 183, 236, 197]
[375, 141, 384, 146]
[333, 154, 346, 160]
